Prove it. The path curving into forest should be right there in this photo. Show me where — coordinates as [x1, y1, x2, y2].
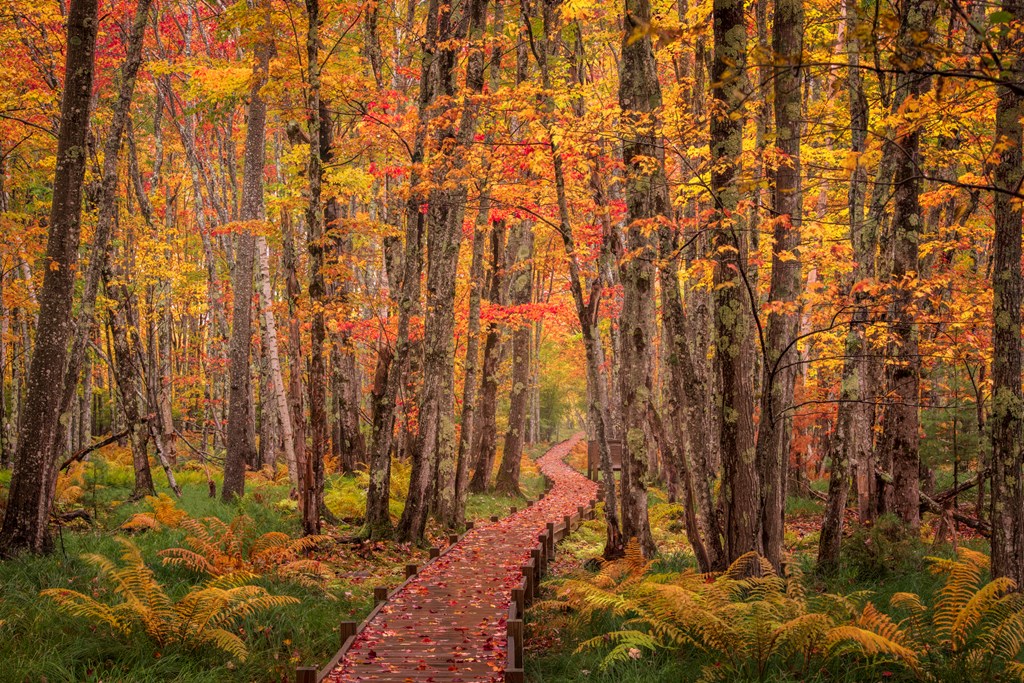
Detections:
[327, 433, 596, 682]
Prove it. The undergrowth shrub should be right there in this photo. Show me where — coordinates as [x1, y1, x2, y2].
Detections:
[41, 538, 298, 661]
[845, 514, 925, 580]
[325, 458, 411, 521]
[542, 542, 1024, 682]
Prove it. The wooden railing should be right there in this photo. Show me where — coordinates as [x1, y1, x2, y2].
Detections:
[503, 495, 597, 683]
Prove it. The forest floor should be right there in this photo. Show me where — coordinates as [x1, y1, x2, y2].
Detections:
[0, 440, 547, 683]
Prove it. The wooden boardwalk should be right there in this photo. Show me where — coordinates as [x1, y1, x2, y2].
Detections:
[321, 435, 597, 682]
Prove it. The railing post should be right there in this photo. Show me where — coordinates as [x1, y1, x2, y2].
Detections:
[563, 514, 572, 537]
[339, 620, 357, 646]
[521, 564, 534, 604]
[577, 505, 585, 526]
[373, 586, 388, 604]
[466, 521, 474, 530]
[508, 617, 524, 675]
[512, 586, 525, 617]
[531, 546, 542, 581]
[430, 547, 440, 559]
[510, 505, 517, 515]
[448, 533, 459, 545]
[296, 666, 317, 683]
[405, 563, 418, 579]
[546, 522, 555, 557]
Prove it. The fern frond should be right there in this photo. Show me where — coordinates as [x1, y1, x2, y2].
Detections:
[826, 625, 920, 666]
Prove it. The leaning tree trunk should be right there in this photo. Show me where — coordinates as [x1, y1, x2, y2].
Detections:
[711, 0, 760, 562]
[989, 0, 1024, 586]
[528, 0, 625, 557]
[494, 223, 534, 496]
[616, 0, 663, 558]
[755, 0, 803, 572]
[52, 0, 153, 468]
[0, 0, 99, 556]
[104, 253, 155, 500]
[223, 43, 271, 501]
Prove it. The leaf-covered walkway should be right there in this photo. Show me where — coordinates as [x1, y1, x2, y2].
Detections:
[327, 434, 597, 682]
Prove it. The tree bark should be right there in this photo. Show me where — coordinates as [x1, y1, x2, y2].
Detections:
[453, 199, 491, 524]
[223, 41, 272, 501]
[755, 0, 803, 572]
[0, 0, 99, 556]
[989, 0, 1024, 585]
[819, 0, 870, 571]
[468, 223, 507, 493]
[494, 223, 534, 495]
[304, 0, 328, 535]
[879, 0, 936, 531]
[711, 0, 760, 562]
[104, 253, 155, 500]
[256, 235, 299, 486]
[616, 0, 663, 558]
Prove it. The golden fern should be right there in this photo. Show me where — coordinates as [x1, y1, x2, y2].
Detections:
[120, 493, 189, 532]
[159, 514, 336, 593]
[42, 538, 297, 661]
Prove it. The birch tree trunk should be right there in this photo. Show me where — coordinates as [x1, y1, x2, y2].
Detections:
[256, 235, 299, 487]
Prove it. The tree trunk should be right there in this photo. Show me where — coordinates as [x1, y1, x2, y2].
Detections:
[879, 0, 935, 531]
[282, 211, 306, 492]
[453, 200, 491, 524]
[712, 0, 760, 562]
[104, 256, 155, 500]
[0, 0, 99, 556]
[469, 222, 507, 493]
[755, 0, 803, 572]
[305, 0, 328, 535]
[494, 223, 534, 496]
[989, 0, 1024, 585]
[819, 0, 870, 571]
[256, 235, 299, 486]
[223, 42, 271, 501]
[616, 0, 663, 558]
